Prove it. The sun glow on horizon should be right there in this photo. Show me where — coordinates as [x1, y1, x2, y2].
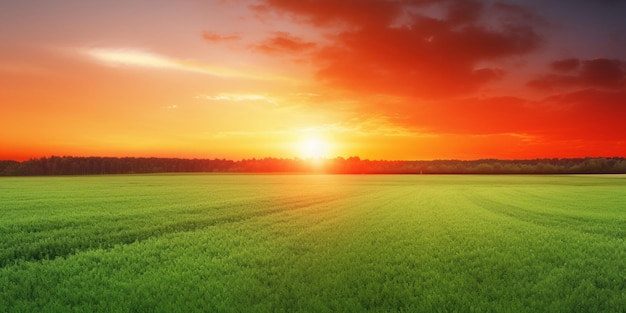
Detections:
[298, 138, 331, 159]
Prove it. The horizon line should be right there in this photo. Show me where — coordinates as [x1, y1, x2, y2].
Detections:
[3, 155, 625, 163]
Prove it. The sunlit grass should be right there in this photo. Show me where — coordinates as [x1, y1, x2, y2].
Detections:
[1, 174, 625, 312]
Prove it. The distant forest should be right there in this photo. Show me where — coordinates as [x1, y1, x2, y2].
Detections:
[1, 156, 626, 176]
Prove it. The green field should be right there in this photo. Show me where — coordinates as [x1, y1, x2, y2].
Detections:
[1, 174, 625, 312]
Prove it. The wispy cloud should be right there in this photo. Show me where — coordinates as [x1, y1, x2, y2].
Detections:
[210, 130, 286, 139]
[81, 48, 178, 69]
[78, 47, 286, 81]
[303, 119, 436, 138]
[252, 32, 316, 55]
[202, 31, 241, 42]
[196, 93, 278, 104]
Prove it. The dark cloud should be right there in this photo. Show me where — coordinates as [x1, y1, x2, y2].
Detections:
[492, 2, 530, 16]
[202, 31, 241, 42]
[528, 58, 625, 90]
[446, 0, 484, 25]
[550, 58, 580, 72]
[251, 32, 316, 54]
[255, 0, 542, 99]
[592, 0, 626, 5]
[581, 59, 625, 87]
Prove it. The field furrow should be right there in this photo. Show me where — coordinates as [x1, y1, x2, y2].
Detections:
[1, 174, 625, 312]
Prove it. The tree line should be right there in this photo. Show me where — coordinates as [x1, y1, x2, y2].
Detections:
[1, 156, 625, 176]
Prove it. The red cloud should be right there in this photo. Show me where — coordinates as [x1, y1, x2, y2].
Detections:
[252, 32, 316, 55]
[255, 0, 541, 98]
[541, 88, 626, 140]
[202, 31, 241, 42]
[253, 0, 401, 27]
[381, 89, 626, 141]
[252, 0, 625, 154]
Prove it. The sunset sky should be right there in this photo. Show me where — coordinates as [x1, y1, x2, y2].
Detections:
[2, 0, 625, 161]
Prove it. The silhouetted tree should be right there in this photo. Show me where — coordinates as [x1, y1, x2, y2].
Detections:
[1, 156, 625, 176]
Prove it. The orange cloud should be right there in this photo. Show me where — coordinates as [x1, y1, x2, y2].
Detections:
[252, 32, 316, 55]
[202, 31, 241, 42]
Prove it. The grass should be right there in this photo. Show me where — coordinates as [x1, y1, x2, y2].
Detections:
[1, 174, 625, 312]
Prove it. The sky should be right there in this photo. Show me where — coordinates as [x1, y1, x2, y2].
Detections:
[1, 0, 625, 161]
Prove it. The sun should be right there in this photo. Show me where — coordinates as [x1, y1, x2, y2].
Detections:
[299, 138, 330, 159]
